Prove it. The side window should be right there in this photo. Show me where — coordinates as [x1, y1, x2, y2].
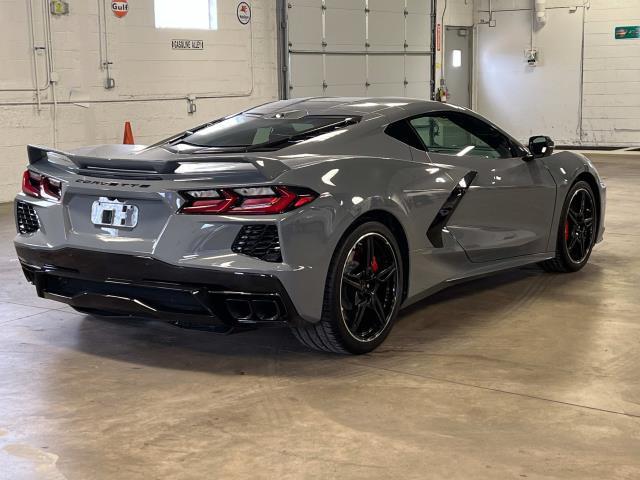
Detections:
[385, 120, 425, 151]
[409, 112, 515, 159]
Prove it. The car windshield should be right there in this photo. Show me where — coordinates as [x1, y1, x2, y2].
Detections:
[179, 114, 357, 149]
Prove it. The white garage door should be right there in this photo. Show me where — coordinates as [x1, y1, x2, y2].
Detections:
[283, 0, 434, 100]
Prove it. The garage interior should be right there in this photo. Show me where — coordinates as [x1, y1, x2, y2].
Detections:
[1, 0, 640, 478]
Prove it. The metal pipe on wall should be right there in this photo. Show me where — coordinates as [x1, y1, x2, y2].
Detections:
[430, 0, 437, 100]
[42, 0, 58, 147]
[440, 0, 447, 82]
[534, 0, 547, 25]
[478, 0, 495, 26]
[101, 0, 115, 89]
[27, 0, 41, 110]
[0, 0, 50, 94]
[276, 0, 288, 99]
[578, 5, 586, 141]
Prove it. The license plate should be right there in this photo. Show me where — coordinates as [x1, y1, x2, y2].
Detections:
[91, 199, 139, 229]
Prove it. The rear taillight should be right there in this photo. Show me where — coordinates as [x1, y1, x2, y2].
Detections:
[21, 170, 62, 201]
[22, 171, 41, 198]
[180, 186, 317, 215]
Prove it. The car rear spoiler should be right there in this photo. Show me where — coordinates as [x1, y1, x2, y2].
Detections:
[26, 145, 291, 181]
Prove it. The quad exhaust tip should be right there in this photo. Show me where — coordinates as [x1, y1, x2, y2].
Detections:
[225, 298, 281, 323]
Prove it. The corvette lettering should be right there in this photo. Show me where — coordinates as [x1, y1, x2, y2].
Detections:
[75, 179, 150, 188]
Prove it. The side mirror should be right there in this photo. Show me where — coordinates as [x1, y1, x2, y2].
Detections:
[527, 135, 555, 159]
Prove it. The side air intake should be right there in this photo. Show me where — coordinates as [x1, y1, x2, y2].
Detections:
[427, 171, 477, 248]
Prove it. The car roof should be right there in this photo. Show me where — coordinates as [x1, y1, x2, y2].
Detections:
[244, 97, 462, 120]
[244, 97, 524, 151]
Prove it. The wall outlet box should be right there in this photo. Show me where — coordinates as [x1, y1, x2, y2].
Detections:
[525, 48, 539, 67]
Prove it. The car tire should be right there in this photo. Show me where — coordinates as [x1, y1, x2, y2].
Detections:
[292, 221, 404, 354]
[540, 180, 597, 273]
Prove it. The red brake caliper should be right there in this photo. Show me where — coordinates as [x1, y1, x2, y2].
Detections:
[564, 221, 570, 241]
[371, 256, 379, 274]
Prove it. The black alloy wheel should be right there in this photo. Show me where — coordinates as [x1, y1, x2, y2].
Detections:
[340, 233, 399, 343]
[564, 187, 596, 264]
[291, 222, 404, 354]
[540, 180, 598, 273]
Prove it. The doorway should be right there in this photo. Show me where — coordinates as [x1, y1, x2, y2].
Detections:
[444, 26, 472, 108]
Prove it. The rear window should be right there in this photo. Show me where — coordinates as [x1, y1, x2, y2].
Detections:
[180, 114, 357, 149]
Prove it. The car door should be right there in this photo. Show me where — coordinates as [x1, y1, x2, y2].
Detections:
[409, 111, 557, 263]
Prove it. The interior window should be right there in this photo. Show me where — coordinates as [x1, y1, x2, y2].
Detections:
[181, 114, 355, 148]
[155, 0, 218, 30]
[252, 128, 272, 145]
[410, 112, 514, 159]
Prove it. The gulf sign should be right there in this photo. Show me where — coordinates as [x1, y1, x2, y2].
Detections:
[112, 0, 129, 18]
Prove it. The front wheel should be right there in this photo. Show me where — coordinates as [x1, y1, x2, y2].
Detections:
[292, 222, 404, 354]
[540, 180, 597, 273]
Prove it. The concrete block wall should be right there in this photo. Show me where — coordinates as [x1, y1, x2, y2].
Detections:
[582, 0, 640, 145]
[474, 0, 640, 146]
[0, 0, 278, 203]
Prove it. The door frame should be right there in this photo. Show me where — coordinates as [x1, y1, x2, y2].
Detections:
[444, 25, 474, 108]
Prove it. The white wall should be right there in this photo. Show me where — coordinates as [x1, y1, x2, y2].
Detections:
[0, 0, 278, 203]
[582, 0, 640, 145]
[474, 0, 640, 146]
[435, 0, 475, 88]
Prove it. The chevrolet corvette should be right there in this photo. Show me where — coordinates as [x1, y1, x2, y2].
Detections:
[14, 97, 606, 353]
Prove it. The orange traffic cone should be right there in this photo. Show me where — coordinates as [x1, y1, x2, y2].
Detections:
[123, 121, 135, 145]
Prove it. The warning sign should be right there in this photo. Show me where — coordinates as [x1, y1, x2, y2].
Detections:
[172, 39, 205, 50]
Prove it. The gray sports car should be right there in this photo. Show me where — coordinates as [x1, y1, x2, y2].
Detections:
[14, 98, 606, 354]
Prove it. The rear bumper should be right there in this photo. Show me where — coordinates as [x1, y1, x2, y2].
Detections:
[15, 245, 303, 328]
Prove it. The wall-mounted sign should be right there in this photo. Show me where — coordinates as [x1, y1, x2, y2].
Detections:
[436, 24, 441, 51]
[50, 0, 69, 15]
[112, 0, 128, 18]
[172, 39, 204, 50]
[615, 26, 640, 40]
[237, 2, 251, 25]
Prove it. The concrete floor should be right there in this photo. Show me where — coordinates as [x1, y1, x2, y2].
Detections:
[0, 154, 639, 480]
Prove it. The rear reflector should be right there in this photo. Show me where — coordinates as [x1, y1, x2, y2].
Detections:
[180, 186, 317, 215]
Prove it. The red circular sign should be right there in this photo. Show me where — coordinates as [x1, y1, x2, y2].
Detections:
[112, 0, 129, 18]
